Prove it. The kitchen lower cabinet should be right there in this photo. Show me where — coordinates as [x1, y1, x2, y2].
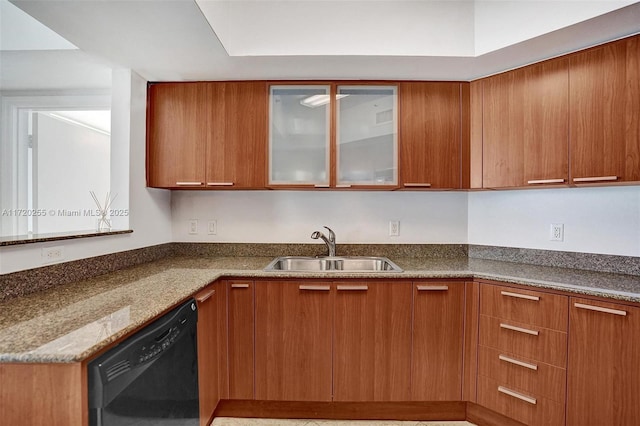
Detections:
[227, 280, 255, 399]
[195, 282, 228, 426]
[254, 281, 333, 401]
[412, 281, 465, 401]
[567, 297, 640, 426]
[333, 281, 412, 401]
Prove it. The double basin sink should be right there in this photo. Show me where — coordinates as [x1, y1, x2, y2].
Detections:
[264, 256, 403, 273]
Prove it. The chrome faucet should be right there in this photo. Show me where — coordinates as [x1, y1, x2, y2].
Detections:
[311, 226, 336, 257]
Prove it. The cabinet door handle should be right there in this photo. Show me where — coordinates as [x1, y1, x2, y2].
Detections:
[314, 184, 330, 188]
[527, 178, 565, 184]
[206, 182, 234, 186]
[231, 283, 250, 288]
[501, 291, 540, 301]
[573, 176, 618, 183]
[499, 354, 538, 371]
[335, 184, 352, 188]
[404, 183, 432, 188]
[176, 181, 203, 186]
[299, 285, 331, 291]
[574, 302, 627, 316]
[500, 323, 539, 336]
[337, 285, 368, 291]
[417, 285, 448, 291]
[498, 386, 537, 405]
[196, 288, 215, 303]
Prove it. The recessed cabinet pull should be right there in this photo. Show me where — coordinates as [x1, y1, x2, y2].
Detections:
[314, 184, 330, 188]
[498, 386, 537, 405]
[206, 182, 234, 186]
[573, 176, 618, 183]
[501, 291, 540, 301]
[574, 302, 627, 316]
[499, 354, 538, 371]
[335, 184, 352, 188]
[299, 285, 331, 291]
[500, 323, 539, 336]
[196, 289, 215, 303]
[404, 183, 432, 187]
[175, 181, 203, 186]
[527, 178, 565, 184]
[337, 285, 368, 291]
[417, 285, 449, 291]
[231, 283, 250, 288]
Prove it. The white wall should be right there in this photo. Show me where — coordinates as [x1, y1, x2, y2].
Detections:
[468, 186, 640, 256]
[0, 70, 172, 274]
[171, 191, 469, 244]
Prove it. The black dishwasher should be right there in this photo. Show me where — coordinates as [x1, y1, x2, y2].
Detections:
[88, 299, 199, 426]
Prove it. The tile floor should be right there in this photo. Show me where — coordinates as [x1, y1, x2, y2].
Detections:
[212, 419, 475, 426]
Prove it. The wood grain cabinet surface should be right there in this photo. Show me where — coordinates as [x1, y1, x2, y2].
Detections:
[569, 36, 640, 185]
[567, 297, 640, 426]
[227, 280, 255, 400]
[147, 81, 267, 189]
[481, 58, 569, 189]
[399, 82, 463, 189]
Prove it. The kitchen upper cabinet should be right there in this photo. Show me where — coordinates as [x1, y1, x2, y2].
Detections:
[569, 36, 640, 184]
[227, 280, 255, 399]
[333, 281, 412, 401]
[399, 82, 462, 189]
[254, 281, 333, 401]
[412, 281, 465, 401]
[195, 282, 228, 426]
[482, 58, 569, 188]
[147, 81, 267, 189]
[567, 297, 640, 426]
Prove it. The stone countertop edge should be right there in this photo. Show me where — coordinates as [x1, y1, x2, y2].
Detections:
[1, 256, 639, 364]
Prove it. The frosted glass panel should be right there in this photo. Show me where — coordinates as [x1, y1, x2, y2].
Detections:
[337, 86, 397, 186]
[269, 85, 330, 185]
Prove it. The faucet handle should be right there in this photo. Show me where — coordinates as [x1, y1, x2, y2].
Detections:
[323, 226, 335, 242]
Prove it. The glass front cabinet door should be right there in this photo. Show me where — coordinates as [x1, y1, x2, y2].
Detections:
[268, 84, 398, 188]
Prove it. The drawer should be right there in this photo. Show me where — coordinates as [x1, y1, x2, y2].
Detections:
[481, 284, 568, 332]
[478, 346, 566, 403]
[479, 315, 567, 367]
[478, 375, 565, 426]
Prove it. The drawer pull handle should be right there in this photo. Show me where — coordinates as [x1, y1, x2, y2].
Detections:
[404, 183, 432, 187]
[231, 283, 250, 288]
[417, 285, 449, 291]
[206, 182, 234, 186]
[498, 386, 537, 405]
[314, 184, 330, 188]
[196, 289, 215, 303]
[500, 323, 539, 336]
[337, 285, 368, 291]
[501, 291, 540, 301]
[527, 178, 565, 184]
[299, 285, 331, 291]
[176, 181, 203, 186]
[573, 176, 618, 183]
[335, 184, 352, 188]
[499, 354, 538, 371]
[574, 302, 627, 316]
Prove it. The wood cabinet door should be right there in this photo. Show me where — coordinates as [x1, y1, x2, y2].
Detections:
[195, 282, 228, 426]
[412, 281, 465, 401]
[255, 281, 333, 401]
[569, 36, 640, 184]
[482, 58, 569, 188]
[147, 82, 210, 188]
[333, 281, 412, 401]
[227, 280, 255, 399]
[206, 82, 268, 189]
[567, 297, 640, 426]
[399, 82, 462, 189]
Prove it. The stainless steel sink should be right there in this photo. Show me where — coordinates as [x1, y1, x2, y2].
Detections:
[264, 256, 403, 273]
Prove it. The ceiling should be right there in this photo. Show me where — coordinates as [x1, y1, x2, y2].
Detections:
[4, 0, 640, 88]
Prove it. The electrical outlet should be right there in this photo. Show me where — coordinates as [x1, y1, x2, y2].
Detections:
[188, 219, 198, 235]
[42, 246, 64, 264]
[208, 220, 217, 235]
[550, 223, 564, 241]
[389, 220, 400, 237]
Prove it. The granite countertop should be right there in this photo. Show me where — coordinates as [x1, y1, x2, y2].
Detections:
[1, 255, 639, 364]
